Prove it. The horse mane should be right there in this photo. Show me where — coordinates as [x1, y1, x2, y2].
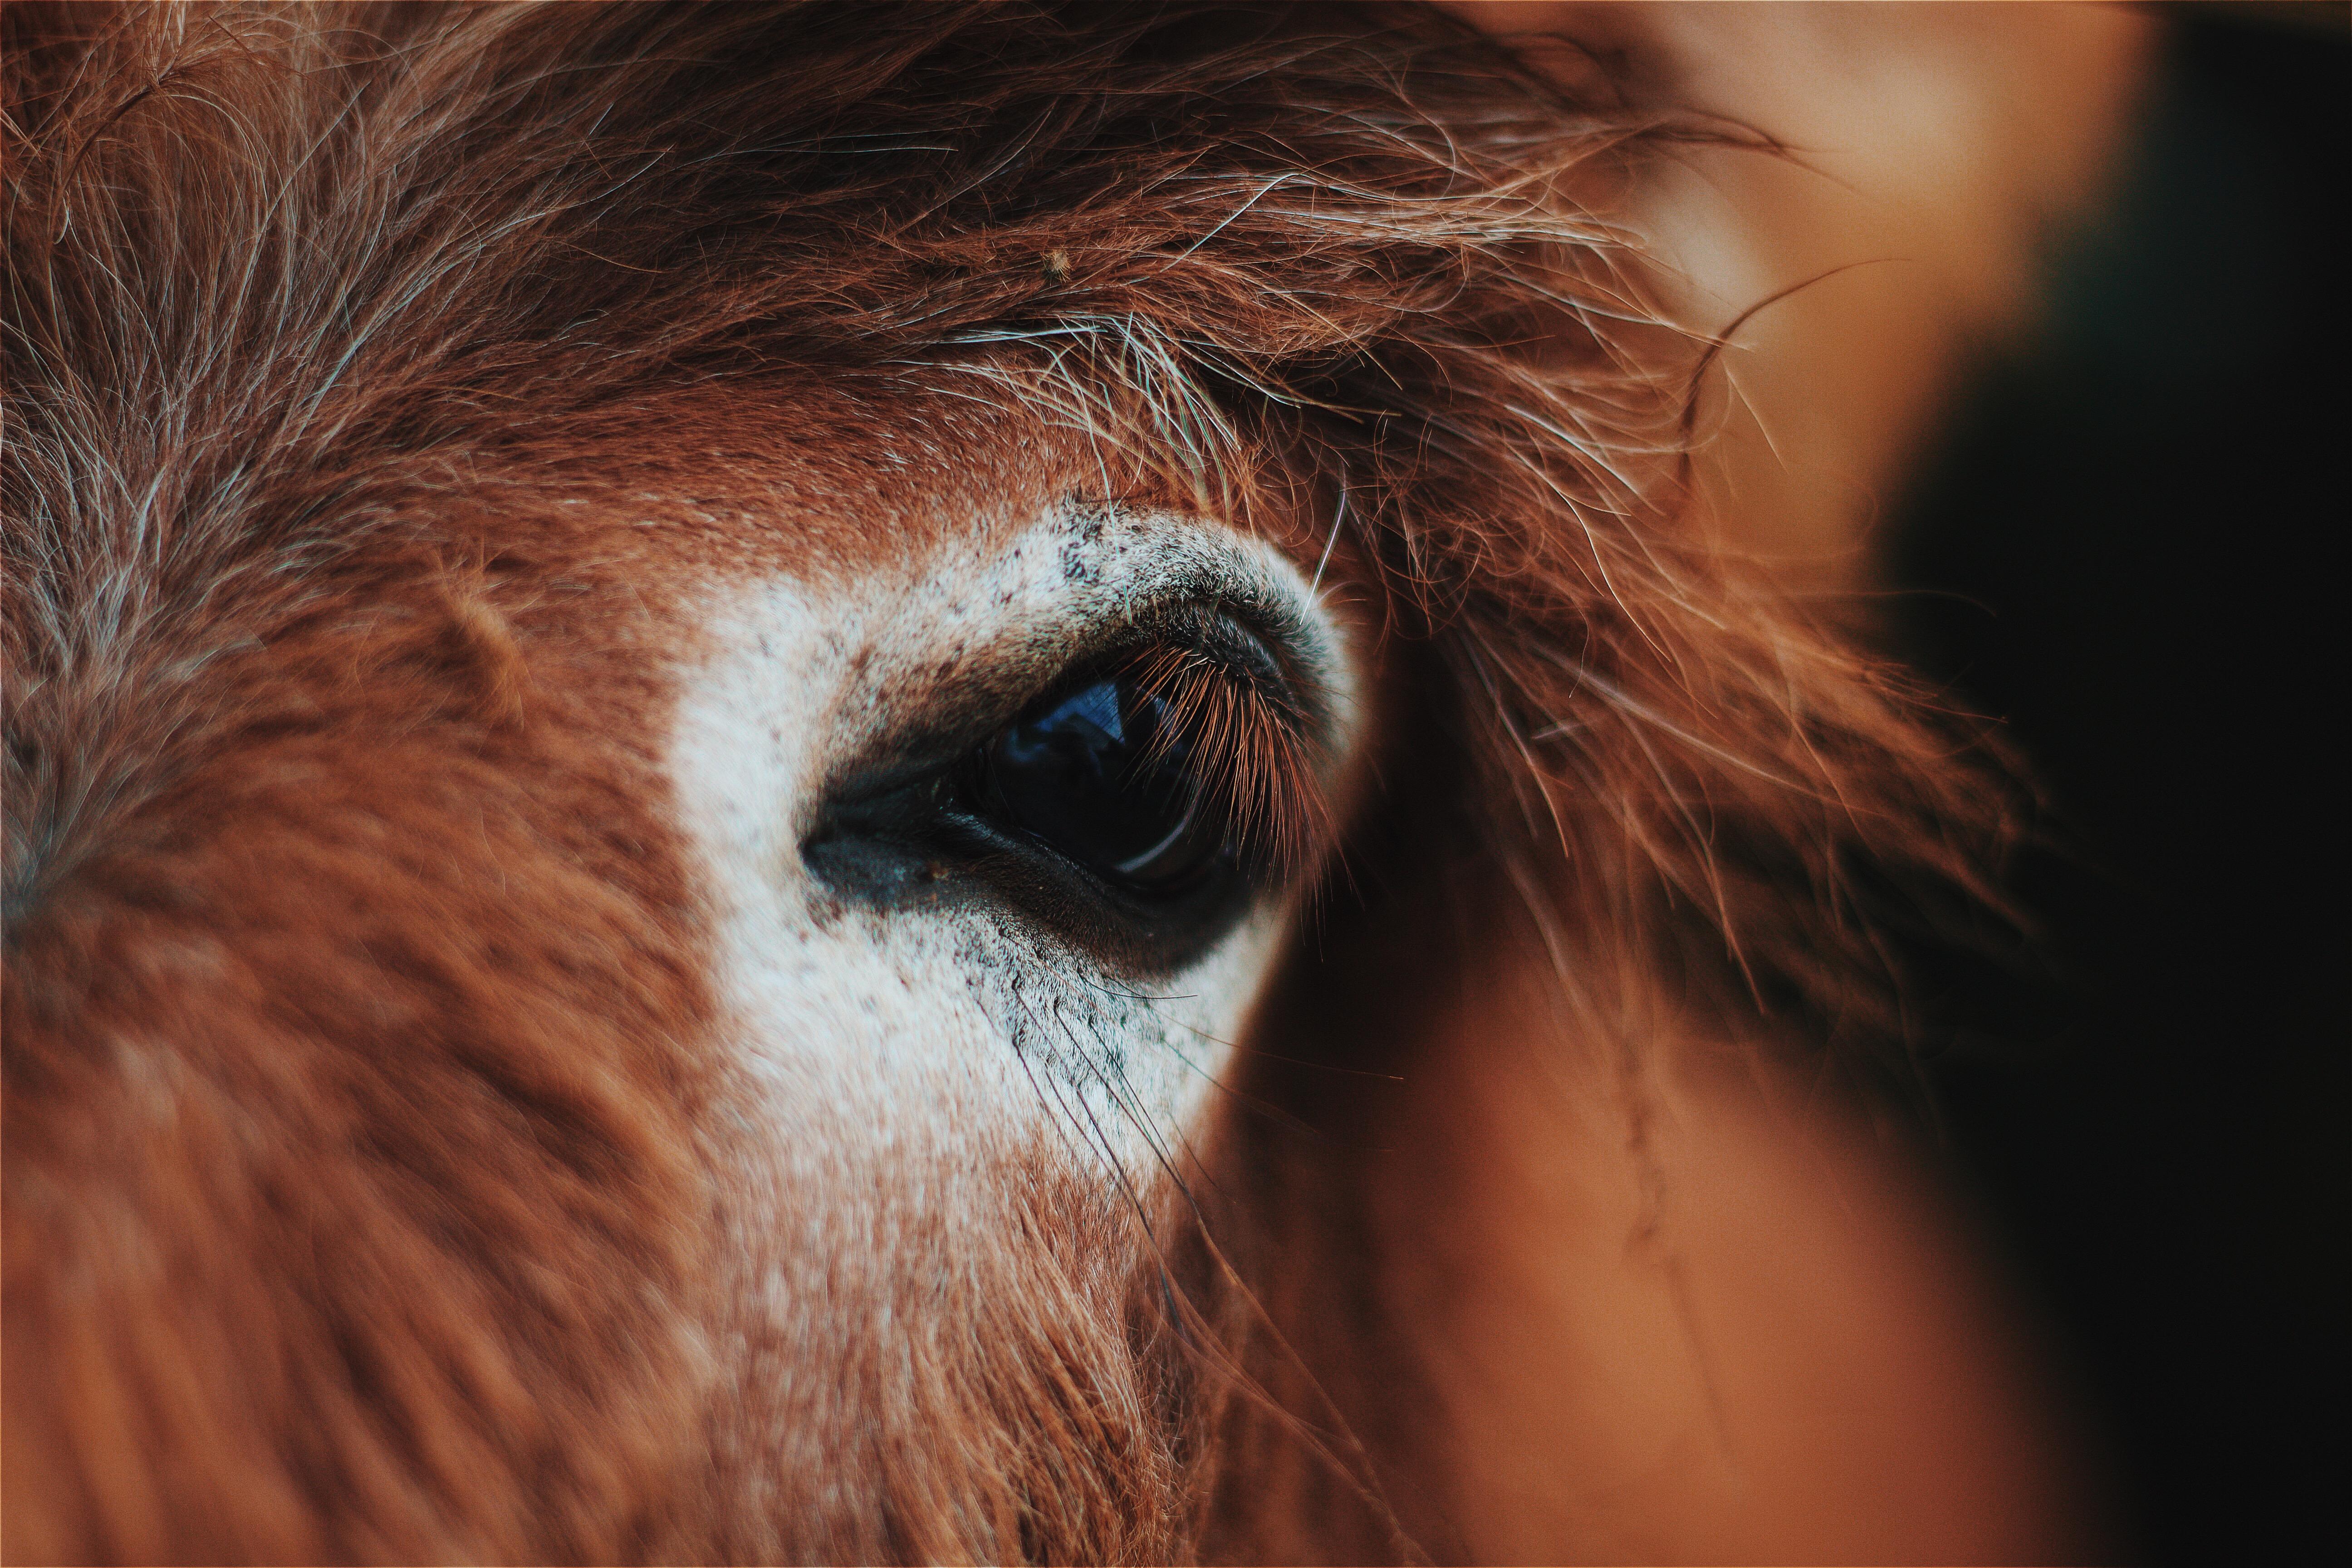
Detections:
[3, 2, 2018, 1558]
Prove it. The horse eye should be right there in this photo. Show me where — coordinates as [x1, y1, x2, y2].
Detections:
[965, 671, 1230, 895]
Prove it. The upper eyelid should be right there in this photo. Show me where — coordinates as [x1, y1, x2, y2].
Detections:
[820, 533, 1343, 794]
[823, 594, 1327, 813]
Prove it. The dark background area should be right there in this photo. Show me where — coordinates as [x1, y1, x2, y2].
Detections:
[1887, 8, 2347, 1561]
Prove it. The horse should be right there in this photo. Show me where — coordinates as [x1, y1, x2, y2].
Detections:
[3, 4, 2107, 1560]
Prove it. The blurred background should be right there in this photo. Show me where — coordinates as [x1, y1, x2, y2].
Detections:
[1889, 8, 2347, 1562]
[1471, 2, 2347, 1558]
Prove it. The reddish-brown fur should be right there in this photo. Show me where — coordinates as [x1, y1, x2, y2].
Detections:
[5, 4, 2031, 1561]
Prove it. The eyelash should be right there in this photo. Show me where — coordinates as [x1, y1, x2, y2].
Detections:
[1105, 638, 1326, 885]
[806, 609, 1329, 970]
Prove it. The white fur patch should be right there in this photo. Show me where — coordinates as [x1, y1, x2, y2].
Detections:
[666, 502, 1360, 1386]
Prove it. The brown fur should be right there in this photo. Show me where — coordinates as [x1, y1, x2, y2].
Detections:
[3, 3, 2019, 1561]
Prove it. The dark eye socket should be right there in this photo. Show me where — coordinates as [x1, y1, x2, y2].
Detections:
[962, 670, 1230, 896]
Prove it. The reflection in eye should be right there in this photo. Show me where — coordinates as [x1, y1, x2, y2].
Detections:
[976, 672, 1230, 893]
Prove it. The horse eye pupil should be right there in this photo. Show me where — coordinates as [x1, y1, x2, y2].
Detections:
[982, 673, 1225, 891]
